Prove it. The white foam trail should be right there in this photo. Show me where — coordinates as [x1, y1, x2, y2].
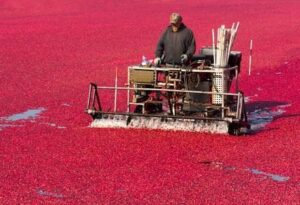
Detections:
[91, 115, 229, 134]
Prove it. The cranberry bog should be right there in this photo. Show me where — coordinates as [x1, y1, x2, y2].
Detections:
[0, 0, 299, 204]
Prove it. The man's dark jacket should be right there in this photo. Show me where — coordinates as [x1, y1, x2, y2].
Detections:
[155, 24, 196, 65]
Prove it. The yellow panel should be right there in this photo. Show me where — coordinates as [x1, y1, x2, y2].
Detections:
[130, 70, 155, 83]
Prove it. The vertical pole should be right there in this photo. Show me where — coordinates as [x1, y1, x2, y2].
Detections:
[87, 83, 92, 109]
[114, 67, 118, 112]
[212, 29, 215, 66]
[127, 67, 130, 112]
[248, 39, 253, 76]
[238, 92, 243, 120]
[221, 69, 225, 119]
[236, 92, 241, 119]
[235, 67, 239, 92]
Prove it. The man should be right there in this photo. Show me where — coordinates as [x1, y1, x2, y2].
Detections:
[154, 13, 196, 66]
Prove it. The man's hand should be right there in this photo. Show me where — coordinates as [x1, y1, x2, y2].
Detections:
[181, 54, 188, 64]
[154, 57, 161, 66]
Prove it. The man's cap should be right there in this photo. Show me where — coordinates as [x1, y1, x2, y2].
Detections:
[170, 13, 182, 25]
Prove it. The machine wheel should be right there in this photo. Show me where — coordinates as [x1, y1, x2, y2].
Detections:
[228, 122, 248, 136]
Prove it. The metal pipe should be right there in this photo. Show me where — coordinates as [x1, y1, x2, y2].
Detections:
[248, 39, 253, 76]
[128, 65, 238, 73]
[221, 70, 225, 118]
[91, 86, 96, 109]
[127, 67, 130, 112]
[114, 68, 118, 112]
[239, 93, 243, 120]
[236, 93, 240, 119]
[96, 86, 240, 96]
[212, 29, 215, 66]
[235, 68, 238, 93]
[87, 83, 92, 109]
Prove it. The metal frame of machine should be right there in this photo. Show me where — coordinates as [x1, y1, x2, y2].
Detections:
[85, 57, 250, 135]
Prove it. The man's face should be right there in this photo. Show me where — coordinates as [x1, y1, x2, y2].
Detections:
[169, 13, 182, 32]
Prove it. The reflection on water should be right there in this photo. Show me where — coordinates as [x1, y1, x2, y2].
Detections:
[248, 104, 291, 131]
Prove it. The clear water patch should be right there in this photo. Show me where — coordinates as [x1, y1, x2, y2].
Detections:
[3, 108, 46, 122]
[0, 108, 46, 131]
[36, 188, 64, 198]
[247, 104, 291, 131]
[200, 160, 290, 183]
[247, 168, 290, 182]
[0, 107, 67, 131]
